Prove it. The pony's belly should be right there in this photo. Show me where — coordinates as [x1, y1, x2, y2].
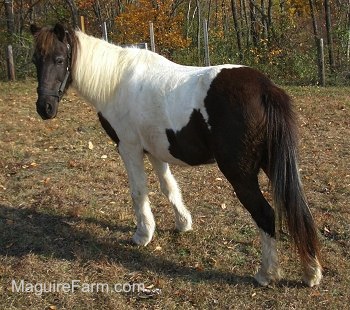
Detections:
[148, 145, 215, 167]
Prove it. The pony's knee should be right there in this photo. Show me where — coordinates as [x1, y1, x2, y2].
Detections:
[302, 258, 322, 287]
[131, 189, 147, 203]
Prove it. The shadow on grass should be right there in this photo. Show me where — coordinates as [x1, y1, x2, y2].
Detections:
[0, 204, 253, 286]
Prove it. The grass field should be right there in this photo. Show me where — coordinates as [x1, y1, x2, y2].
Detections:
[0, 80, 349, 309]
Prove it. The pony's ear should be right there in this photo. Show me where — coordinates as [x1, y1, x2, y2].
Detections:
[53, 23, 66, 41]
[30, 24, 41, 36]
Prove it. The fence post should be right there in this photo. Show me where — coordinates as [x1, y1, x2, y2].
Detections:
[203, 19, 210, 66]
[6, 45, 15, 81]
[102, 21, 108, 41]
[79, 15, 85, 33]
[149, 22, 155, 52]
[318, 38, 325, 86]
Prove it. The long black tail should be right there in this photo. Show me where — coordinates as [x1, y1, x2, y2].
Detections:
[263, 83, 320, 265]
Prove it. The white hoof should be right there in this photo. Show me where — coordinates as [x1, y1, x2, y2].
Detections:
[132, 231, 153, 246]
[132, 222, 155, 246]
[175, 211, 192, 232]
[303, 259, 322, 287]
[254, 267, 282, 287]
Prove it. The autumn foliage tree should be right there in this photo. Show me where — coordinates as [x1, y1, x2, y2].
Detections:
[114, 0, 190, 55]
[1, 0, 350, 84]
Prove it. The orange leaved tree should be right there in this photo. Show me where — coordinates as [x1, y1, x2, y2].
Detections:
[114, 0, 190, 56]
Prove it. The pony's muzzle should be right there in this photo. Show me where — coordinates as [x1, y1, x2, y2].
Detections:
[36, 99, 58, 120]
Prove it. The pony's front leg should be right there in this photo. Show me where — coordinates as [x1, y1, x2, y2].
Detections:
[147, 154, 192, 232]
[119, 143, 155, 246]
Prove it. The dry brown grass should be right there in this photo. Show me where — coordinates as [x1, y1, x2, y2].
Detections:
[0, 80, 349, 309]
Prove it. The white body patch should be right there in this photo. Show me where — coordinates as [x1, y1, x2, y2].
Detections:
[72, 31, 242, 165]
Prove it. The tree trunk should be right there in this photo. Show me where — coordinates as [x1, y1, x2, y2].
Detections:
[196, 0, 201, 63]
[309, 0, 320, 42]
[186, 0, 192, 39]
[309, 0, 324, 84]
[93, 0, 103, 28]
[267, 0, 273, 40]
[249, 0, 259, 47]
[324, 0, 335, 71]
[231, 0, 243, 61]
[65, 0, 79, 28]
[347, 0, 350, 62]
[241, 0, 250, 48]
[207, 0, 212, 29]
[4, 0, 15, 35]
[261, 0, 268, 40]
[221, 0, 229, 37]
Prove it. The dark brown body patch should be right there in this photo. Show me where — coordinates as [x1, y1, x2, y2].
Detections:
[166, 109, 214, 166]
[97, 112, 120, 146]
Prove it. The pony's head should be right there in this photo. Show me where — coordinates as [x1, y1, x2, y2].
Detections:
[30, 23, 74, 119]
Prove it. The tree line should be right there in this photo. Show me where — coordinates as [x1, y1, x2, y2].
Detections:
[1, 0, 350, 84]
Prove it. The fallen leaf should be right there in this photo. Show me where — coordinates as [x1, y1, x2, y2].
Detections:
[68, 160, 78, 168]
[88, 141, 94, 150]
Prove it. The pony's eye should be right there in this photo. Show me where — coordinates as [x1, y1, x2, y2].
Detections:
[56, 57, 64, 65]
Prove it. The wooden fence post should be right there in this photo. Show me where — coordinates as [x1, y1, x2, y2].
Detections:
[203, 19, 210, 66]
[318, 38, 326, 86]
[79, 16, 85, 33]
[6, 45, 15, 81]
[149, 22, 155, 52]
[102, 21, 108, 41]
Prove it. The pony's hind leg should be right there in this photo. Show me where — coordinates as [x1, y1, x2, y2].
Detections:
[236, 178, 282, 286]
[119, 143, 155, 246]
[147, 154, 192, 232]
[217, 163, 281, 285]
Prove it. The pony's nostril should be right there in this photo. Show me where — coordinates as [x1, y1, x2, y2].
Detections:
[46, 103, 53, 114]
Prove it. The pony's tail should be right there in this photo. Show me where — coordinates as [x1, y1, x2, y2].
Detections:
[262, 84, 320, 267]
